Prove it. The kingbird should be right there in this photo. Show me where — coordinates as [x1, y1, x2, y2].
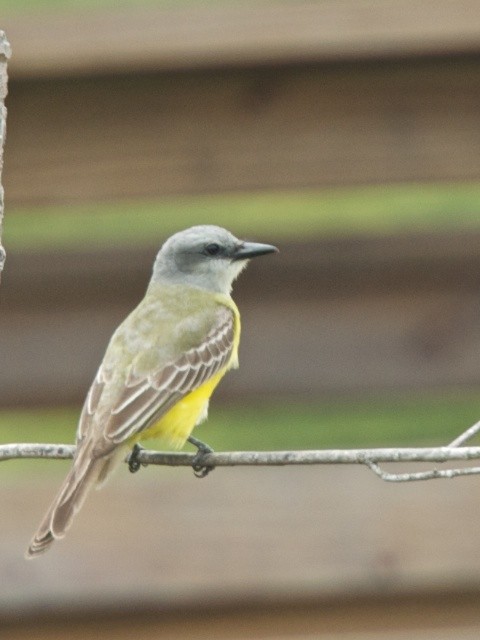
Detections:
[26, 225, 277, 558]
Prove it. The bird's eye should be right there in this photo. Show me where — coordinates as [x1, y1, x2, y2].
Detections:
[205, 243, 221, 256]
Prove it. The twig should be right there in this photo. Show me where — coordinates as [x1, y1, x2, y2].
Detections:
[0, 31, 11, 282]
[448, 419, 480, 447]
[2, 442, 480, 474]
[363, 459, 480, 482]
[3, 415, 480, 483]
[362, 418, 480, 483]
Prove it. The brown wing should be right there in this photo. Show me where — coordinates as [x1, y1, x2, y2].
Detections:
[77, 306, 235, 448]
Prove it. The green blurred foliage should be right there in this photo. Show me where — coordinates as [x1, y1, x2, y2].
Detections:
[6, 183, 480, 252]
[169, 393, 480, 450]
[0, 0, 209, 14]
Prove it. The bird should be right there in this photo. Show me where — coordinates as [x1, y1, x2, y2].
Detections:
[26, 225, 278, 558]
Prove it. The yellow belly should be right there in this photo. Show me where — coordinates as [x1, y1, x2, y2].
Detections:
[139, 369, 225, 449]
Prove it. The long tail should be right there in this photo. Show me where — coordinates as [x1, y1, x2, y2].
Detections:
[26, 446, 113, 559]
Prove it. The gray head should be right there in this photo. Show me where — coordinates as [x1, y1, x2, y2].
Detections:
[151, 225, 278, 294]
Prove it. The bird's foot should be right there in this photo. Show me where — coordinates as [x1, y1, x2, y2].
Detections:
[187, 435, 215, 478]
[128, 443, 147, 473]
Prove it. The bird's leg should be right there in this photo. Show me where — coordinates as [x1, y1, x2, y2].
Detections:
[187, 435, 215, 478]
[128, 443, 146, 473]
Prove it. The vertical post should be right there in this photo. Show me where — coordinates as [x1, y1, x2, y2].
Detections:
[0, 31, 11, 281]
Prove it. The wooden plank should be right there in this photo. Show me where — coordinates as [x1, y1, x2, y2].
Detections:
[5, 468, 480, 626]
[2, 232, 480, 407]
[6, 55, 480, 206]
[4, 1, 480, 78]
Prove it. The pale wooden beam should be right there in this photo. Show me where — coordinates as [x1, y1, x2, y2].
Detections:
[4, 1, 480, 78]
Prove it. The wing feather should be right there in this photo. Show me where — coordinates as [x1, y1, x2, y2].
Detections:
[76, 367, 106, 443]
[83, 307, 235, 447]
[112, 380, 152, 415]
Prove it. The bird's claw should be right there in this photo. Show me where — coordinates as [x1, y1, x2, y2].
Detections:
[128, 444, 147, 473]
[187, 436, 215, 478]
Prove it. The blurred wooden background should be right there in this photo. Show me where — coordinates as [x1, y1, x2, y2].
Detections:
[3, 233, 480, 407]
[5, 1, 480, 205]
[2, 0, 480, 406]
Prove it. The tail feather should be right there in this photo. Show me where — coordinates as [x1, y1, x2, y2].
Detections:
[25, 456, 104, 559]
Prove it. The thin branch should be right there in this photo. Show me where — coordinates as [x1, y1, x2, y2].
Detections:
[3, 414, 480, 483]
[2, 442, 480, 469]
[359, 417, 480, 482]
[364, 459, 480, 482]
[448, 419, 480, 447]
[0, 443, 76, 462]
[0, 31, 11, 281]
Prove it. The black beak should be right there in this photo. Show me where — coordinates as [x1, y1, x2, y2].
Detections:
[232, 241, 279, 261]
